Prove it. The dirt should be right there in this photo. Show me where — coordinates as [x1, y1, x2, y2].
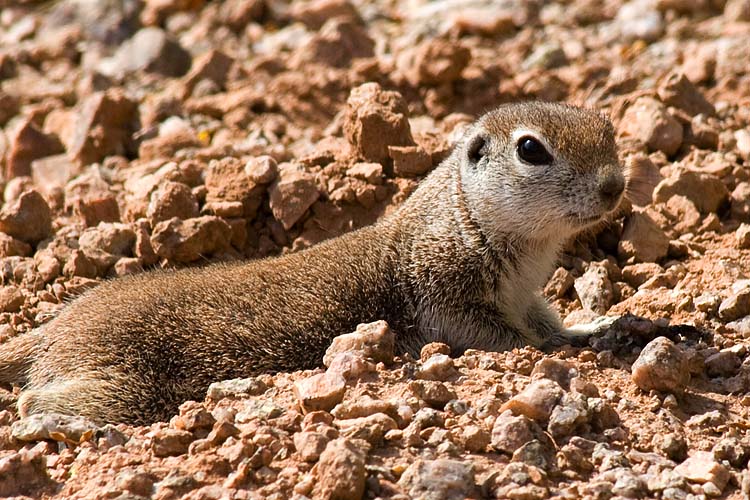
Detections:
[0, 0, 749, 498]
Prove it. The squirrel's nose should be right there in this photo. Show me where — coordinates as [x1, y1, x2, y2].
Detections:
[599, 174, 625, 205]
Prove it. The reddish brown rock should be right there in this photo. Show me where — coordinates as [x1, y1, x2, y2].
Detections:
[0, 190, 52, 244]
[5, 118, 64, 179]
[65, 173, 121, 226]
[618, 210, 670, 263]
[109, 27, 191, 77]
[343, 83, 415, 164]
[674, 451, 730, 490]
[313, 438, 367, 500]
[268, 163, 320, 230]
[652, 171, 729, 214]
[151, 429, 194, 457]
[631, 337, 689, 393]
[150, 216, 232, 263]
[323, 320, 395, 366]
[290, 0, 361, 29]
[657, 71, 715, 117]
[68, 90, 138, 168]
[205, 157, 265, 218]
[502, 380, 564, 422]
[620, 97, 683, 156]
[180, 50, 234, 99]
[146, 181, 200, 224]
[389, 145, 433, 178]
[0, 233, 32, 258]
[218, 0, 265, 31]
[291, 19, 374, 69]
[398, 39, 471, 87]
[0, 286, 25, 313]
[294, 372, 346, 413]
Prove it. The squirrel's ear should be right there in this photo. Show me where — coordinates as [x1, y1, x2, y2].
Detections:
[467, 134, 488, 165]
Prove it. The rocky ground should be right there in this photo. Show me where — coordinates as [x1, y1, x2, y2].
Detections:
[0, 0, 749, 498]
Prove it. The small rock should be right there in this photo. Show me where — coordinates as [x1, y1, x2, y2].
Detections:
[78, 222, 136, 272]
[631, 337, 689, 393]
[653, 171, 729, 214]
[408, 380, 457, 409]
[346, 162, 383, 185]
[544, 267, 575, 298]
[0, 443, 51, 497]
[615, 2, 665, 42]
[290, 0, 361, 29]
[336, 413, 398, 445]
[657, 71, 715, 117]
[416, 354, 458, 381]
[206, 157, 265, 219]
[458, 425, 490, 453]
[151, 428, 194, 457]
[657, 432, 688, 461]
[323, 320, 395, 366]
[0, 233, 31, 257]
[180, 49, 234, 98]
[548, 393, 590, 439]
[244, 156, 278, 184]
[712, 437, 750, 468]
[502, 379, 564, 422]
[0, 285, 25, 313]
[147, 181, 199, 223]
[574, 262, 614, 314]
[718, 286, 750, 321]
[206, 377, 268, 400]
[674, 451, 730, 490]
[511, 440, 555, 470]
[331, 397, 396, 420]
[314, 438, 367, 500]
[398, 38, 471, 87]
[735, 129, 750, 161]
[326, 351, 376, 379]
[294, 372, 346, 413]
[618, 210, 670, 263]
[620, 97, 683, 156]
[664, 195, 701, 234]
[291, 19, 374, 68]
[108, 27, 191, 77]
[531, 358, 577, 390]
[268, 163, 320, 230]
[343, 82, 415, 164]
[398, 459, 475, 500]
[6, 118, 64, 178]
[420, 342, 451, 361]
[150, 216, 232, 263]
[0, 190, 53, 244]
[389, 145, 433, 177]
[622, 263, 664, 288]
[736, 223, 750, 248]
[294, 431, 329, 462]
[731, 182, 750, 222]
[11, 413, 100, 443]
[491, 411, 537, 454]
[68, 90, 138, 168]
[704, 350, 742, 378]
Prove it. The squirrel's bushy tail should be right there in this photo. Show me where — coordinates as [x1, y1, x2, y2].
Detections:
[0, 330, 40, 386]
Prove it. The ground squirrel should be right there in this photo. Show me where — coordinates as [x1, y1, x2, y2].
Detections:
[0, 102, 625, 424]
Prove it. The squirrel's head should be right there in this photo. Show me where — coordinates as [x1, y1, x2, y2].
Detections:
[458, 102, 624, 243]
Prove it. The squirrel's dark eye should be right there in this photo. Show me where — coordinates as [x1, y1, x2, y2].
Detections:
[517, 136, 553, 165]
[467, 134, 488, 164]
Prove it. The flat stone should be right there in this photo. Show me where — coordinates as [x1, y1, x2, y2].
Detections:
[294, 372, 346, 413]
[631, 337, 689, 393]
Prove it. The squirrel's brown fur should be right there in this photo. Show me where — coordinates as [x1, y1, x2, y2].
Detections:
[0, 102, 625, 424]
